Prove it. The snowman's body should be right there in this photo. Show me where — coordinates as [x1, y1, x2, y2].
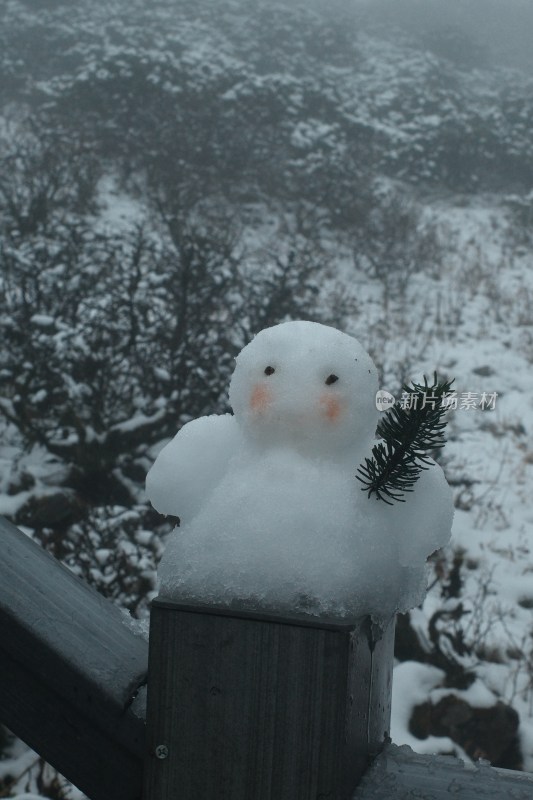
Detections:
[147, 321, 453, 621]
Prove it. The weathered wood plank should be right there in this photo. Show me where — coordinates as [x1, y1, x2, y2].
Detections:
[0, 515, 148, 800]
[353, 743, 533, 799]
[367, 621, 394, 756]
[144, 598, 394, 800]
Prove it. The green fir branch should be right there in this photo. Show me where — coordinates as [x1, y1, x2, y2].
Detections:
[357, 372, 454, 504]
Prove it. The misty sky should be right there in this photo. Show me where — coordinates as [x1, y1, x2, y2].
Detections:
[309, 0, 533, 72]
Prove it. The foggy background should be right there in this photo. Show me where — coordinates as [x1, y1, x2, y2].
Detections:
[362, 0, 533, 69]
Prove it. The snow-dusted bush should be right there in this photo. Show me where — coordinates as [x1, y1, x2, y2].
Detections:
[0, 119, 343, 603]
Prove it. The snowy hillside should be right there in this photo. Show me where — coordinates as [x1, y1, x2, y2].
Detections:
[381, 200, 533, 770]
[1, 0, 533, 796]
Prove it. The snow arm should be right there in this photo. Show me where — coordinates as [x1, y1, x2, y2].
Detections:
[386, 459, 454, 567]
[146, 413, 240, 522]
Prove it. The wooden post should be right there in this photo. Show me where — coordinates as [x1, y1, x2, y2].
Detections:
[144, 598, 394, 800]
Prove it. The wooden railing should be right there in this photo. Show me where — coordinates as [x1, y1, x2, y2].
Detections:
[0, 516, 147, 800]
[2, 514, 533, 799]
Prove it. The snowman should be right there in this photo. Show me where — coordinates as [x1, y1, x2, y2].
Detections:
[146, 320, 453, 622]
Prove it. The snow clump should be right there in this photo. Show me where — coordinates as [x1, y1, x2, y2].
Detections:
[146, 320, 453, 623]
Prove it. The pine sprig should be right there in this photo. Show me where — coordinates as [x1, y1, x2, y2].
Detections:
[357, 372, 454, 504]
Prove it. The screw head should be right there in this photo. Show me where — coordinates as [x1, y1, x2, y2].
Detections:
[155, 744, 169, 759]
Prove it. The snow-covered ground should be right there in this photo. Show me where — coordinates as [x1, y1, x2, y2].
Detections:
[1, 193, 533, 796]
[378, 199, 533, 769]
[0, 737, 85, 800]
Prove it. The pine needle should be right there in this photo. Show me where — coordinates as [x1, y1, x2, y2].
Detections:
[357, 372, 454, 504]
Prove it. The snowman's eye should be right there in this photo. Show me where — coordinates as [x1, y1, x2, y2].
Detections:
[264, 366, 275, 375]
[325, 374, 339, 385]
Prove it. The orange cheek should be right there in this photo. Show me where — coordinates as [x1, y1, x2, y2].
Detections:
[320, 394, 343, 422]
[250, 383, 273, 413]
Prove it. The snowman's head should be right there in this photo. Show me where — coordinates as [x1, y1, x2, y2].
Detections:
[229, 320, 379, 458]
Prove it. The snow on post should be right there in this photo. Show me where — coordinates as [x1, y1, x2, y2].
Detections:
[145, 320, 454, 799]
